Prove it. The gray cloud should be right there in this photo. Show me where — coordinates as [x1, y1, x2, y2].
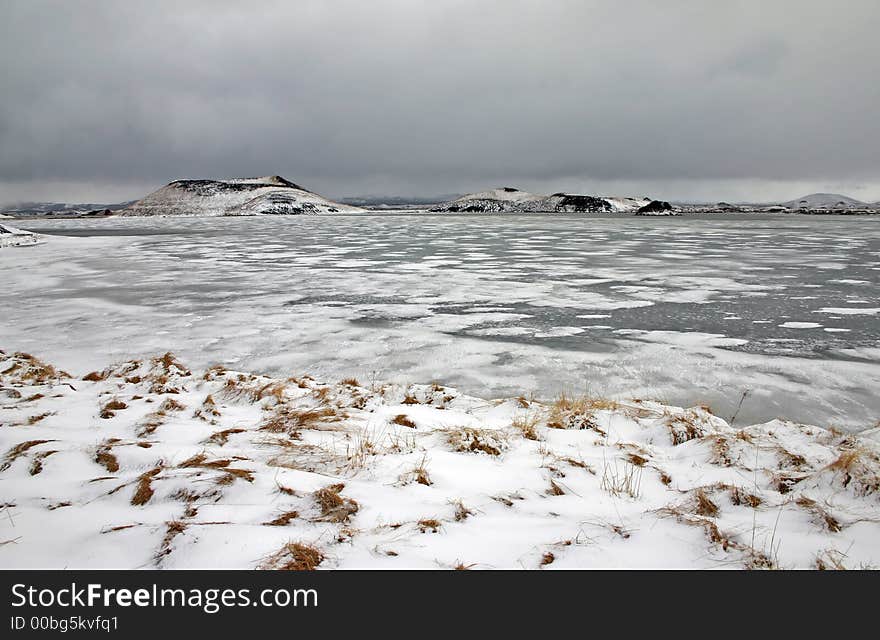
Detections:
[1, 0, 879, 204]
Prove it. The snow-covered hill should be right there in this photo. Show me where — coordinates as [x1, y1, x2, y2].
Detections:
[0, 224, 40, 248]
[780, 193, 867, 210]
[122, 176, 364, 217]
[432, 187, 651, 213]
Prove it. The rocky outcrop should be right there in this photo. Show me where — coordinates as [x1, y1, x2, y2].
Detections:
[636, 200, 674, 215]
[122, 176, 364, 217]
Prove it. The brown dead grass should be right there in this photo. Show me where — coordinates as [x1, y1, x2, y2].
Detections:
[692, 488, 720, 518]
[100, 398, 128, 419]
[95, 440, 120, 473]
[445, 427, 508, 456]
[261, 542, 324, 571]
[261, 406, 339, 434]
[512, 413, 541, 440]
[204, 428, 246, 446]
[264, 511, 300, 526]
[825, 447, 880, 496]
[795, 496, 842, 533]
[547, 480, 566, 496]
[179, 452, 254, 484]
[194, 394, 221, 421]
[452, 500, 474, 522]
[27, 412, 53, 425]
[313, 483, 359, 523]
[666, 411, 706, 445]
[400, 455, 432, 486]
[417, 518, 441, 533]
[546, 393, 612, 434]
[131, 467, 162, 506]
[28, 450, 57, 475]
[391, 414, 416, 428]
[1, 439, 54, 472]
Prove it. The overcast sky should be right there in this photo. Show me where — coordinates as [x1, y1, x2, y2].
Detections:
[1, 0, 879, 205]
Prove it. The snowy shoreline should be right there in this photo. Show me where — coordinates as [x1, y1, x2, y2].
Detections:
[2, 349, 878, 569]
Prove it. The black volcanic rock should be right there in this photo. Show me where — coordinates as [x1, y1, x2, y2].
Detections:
[637, 200, 672, 213]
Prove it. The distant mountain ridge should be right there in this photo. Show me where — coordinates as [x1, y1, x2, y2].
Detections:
[122, 176, 363, 216]
[779, 193, 867, 209]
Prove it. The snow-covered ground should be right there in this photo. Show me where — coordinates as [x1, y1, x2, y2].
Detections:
[1, 349, 878, 569]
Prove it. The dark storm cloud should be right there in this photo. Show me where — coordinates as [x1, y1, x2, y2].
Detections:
[1, 0, 879, 203]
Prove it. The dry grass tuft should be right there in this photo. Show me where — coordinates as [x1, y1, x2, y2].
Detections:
[825, 447, 880, 496]
[446, 427, 508, 456]
[666, 411, 706, 445]
[95, 440, 120, 473]
[264, 511, 300, 526]
[417, 518, 441, 533]
[452, 500, 474, 522]
[204, 428, 246, 446]
[179, 453, 254, 484]
[159, 397, 186, 412]
[546, 393, 614, 433]
[341, 377, 360, 387]
[601, 458, 643, 499]
[100, 398, 128, 419]
[627, 453, 649, 467]
[692, 488, 720, 518]
[391, 414, 416, 428]
[313, 483, 359, 523]
[27, 412, 53, 425]
[82, 370, 108, 382]
[541, 552, 555, 567]
[157, 520, 187, 559]
[261, 406, 339, 434]
[815, 549, 850, 570]
[261, 542, 324, 571]
[728, 485, 762, 508]
[194, 394, 221, 421]
[547, 479, 566, 496]
[400, 455, 432, 486]
[131, 467, 162, 506]
[795, 496, 842, 533]
[1, 439, 55, 472]
[512, 412, 541, 440]
[28, 450, 57, 475]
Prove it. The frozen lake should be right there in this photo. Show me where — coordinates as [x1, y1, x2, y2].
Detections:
[4, 213, 879, 430]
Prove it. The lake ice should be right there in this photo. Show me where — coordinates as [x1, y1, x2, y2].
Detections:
[3, 213, 879, 430]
